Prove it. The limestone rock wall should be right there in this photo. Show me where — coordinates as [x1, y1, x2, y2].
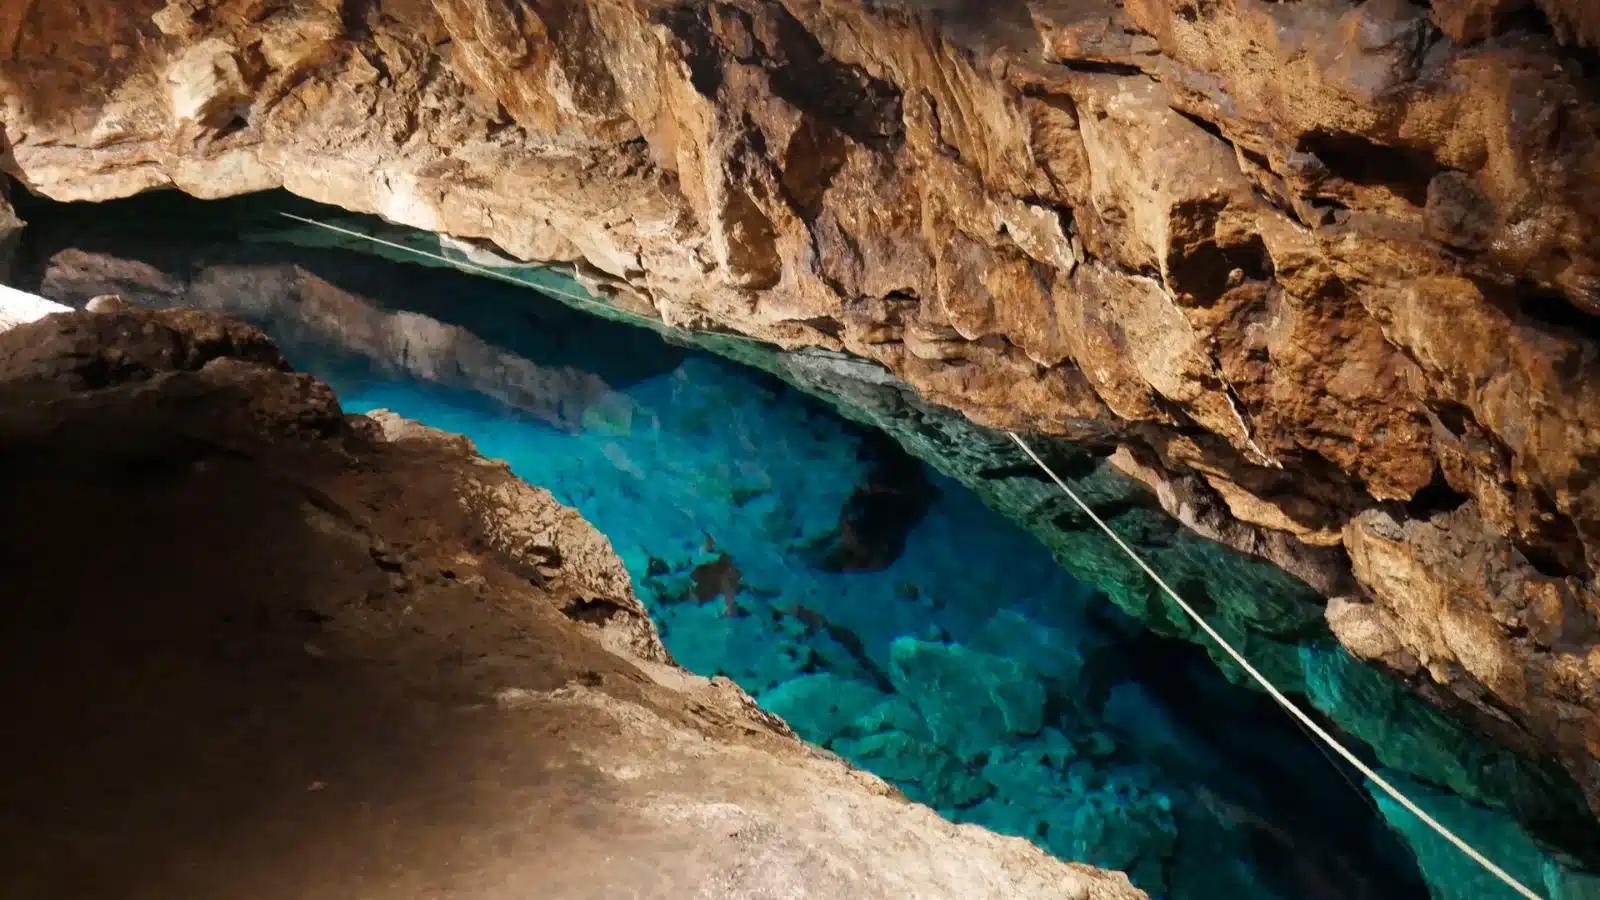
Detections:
[2, 0, 1599, 809]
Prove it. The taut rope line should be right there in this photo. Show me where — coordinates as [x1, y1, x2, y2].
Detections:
[1006, 431, 1542, 900]
[277, 213, 619, 310]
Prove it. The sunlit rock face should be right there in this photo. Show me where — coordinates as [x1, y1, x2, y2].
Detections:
[0, 284, 67, 331]
[2, 0, 1600, 817]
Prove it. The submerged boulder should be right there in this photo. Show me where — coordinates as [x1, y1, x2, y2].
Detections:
[836, 729, 995, 808]
[888, 637, 1049, 761]
[758, 672, 890, 744]
[965, 760, 1179, 896]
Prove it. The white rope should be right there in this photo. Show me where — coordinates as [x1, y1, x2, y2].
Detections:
[1005, 431, 1543, 900]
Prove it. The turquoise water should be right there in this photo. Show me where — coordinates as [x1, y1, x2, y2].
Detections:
[30, 190, 1599, 898]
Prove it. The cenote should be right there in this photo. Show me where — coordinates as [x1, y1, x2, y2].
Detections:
[15, 190, 1600, 899]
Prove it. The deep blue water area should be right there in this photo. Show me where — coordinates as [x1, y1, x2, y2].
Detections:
[24, 191, 1600, 899]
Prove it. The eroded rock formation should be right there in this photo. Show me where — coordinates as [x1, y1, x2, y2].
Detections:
[0, 302, 1144, 899]
[2, 0, 1599, 819]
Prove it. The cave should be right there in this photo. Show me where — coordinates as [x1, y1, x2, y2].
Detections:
[0, 188, 1592, 900]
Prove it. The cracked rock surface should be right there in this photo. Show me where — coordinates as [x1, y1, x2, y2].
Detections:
[2, 0, 1600, 812]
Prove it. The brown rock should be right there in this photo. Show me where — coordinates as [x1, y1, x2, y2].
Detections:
[1430, 0, 1600, 46]
[1345, 505, 1600, 797]
[0, 188, 22, 282]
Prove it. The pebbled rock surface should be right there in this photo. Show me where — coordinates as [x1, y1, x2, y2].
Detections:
[2, 0, 1600, 812]
[0, 303, 1144, 900]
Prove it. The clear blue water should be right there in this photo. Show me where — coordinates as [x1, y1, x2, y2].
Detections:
[35, 192, 1600, 898]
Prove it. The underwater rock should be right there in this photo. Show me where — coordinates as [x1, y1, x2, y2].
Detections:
[1300, 639, 1592, 847]
[690, 551, 745, 614]
[757, 672, 889, 744]
[888, 637, 1048, 761]
[981, 728, 1081, 783]
[803, 430, 936, 572]
[966, 756, 1179, 895]
[972, 607, 1100, 689]
[835, 729, 994, 808]
[1370, 771, 1577, 900]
